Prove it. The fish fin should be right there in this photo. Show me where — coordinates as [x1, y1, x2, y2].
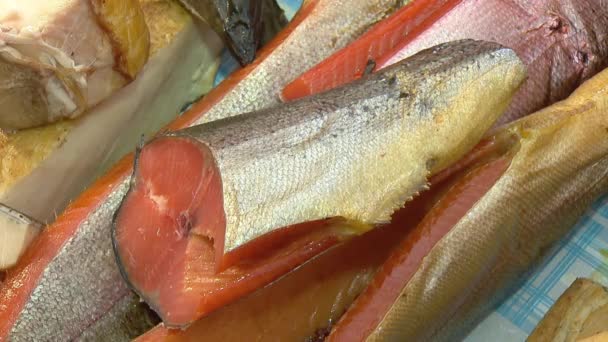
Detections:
[130, 135, 146, 189]
[326, 217, 374, 236]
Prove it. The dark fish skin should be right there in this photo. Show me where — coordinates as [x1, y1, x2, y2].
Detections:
[260, 0, 289, 46]
[178, 0, 287, 65]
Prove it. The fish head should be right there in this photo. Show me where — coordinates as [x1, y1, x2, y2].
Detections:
[215, 0, 261, 65]
[384, 39, 527, 174]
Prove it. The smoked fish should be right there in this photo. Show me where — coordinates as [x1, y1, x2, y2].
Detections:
[113, 39, 526, 326]
[178, 0, 288, 65]
[0, 1, 408, 340]
[329, 65, 608, 342]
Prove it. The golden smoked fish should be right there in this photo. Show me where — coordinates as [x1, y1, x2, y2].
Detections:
[112, 39, 526, 326]
[327, 66, 608, 342]
[528, 278, 608, 342]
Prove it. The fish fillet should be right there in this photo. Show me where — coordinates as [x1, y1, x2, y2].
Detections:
[0, 0, 150, 129]
[0, 1, 408, 340]
[112, 39, 526, 327]
[328, 65, 608, 341]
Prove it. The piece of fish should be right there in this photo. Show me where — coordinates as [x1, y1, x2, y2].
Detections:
[0, 203, 41, 270]
[528, 278, 608, 342]
[327, 66, 608, 341]
[283, 0, 608, 126]
[281, 0, 461, 101]
[0, 1, 408, 340]
[112, 39, 526, 327]
[0, 0, 223, 224]
[133, 164, 449, 342]
[0, 0, 150, 130]
[178, 0, 287, 65]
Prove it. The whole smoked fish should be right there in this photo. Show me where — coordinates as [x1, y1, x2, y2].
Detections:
[113, 39, 526, 326]
[0, 1, 408, 340]
[283, 0, 608, 126]
[328, 66, 608, 342]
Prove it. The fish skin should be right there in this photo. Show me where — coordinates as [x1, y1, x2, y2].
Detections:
[380, 0, 608, 126]
[0, 0, 150, 130]
[111, 39, 526, 327]
[74, 295, 160, 342]
[365, 67, 608, 341]
[0, 1, 408, 340]
[178, 0, 409, 127]
[136, 39, 526, 259]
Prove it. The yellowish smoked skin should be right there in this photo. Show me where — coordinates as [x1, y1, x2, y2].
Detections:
[579, 332, 608, 342]
[190, 41, 526, 254]
[0, 123, 72, 195]
[528, 278, 608, 342]
[139, 0, 189, 55]
[91, 0, 150, 79]
[0, 0, 191, 198]
[0, 0, 151, 129]
[367, 68, 608, 341]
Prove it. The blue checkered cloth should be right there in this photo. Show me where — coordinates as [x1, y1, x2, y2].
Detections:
[467, 194, 608, 341]
[214, 1, 608, 340]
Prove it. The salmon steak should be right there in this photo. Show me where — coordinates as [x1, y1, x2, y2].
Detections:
[113, 39, 526, 327]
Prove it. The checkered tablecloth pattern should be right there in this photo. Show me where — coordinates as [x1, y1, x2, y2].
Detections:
[215, 1, 608, 340]
[467, 193, 608, 341]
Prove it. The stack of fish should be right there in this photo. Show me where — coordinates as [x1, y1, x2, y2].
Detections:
[0, 0, 287, 269]
[0, 0, 607, 341]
